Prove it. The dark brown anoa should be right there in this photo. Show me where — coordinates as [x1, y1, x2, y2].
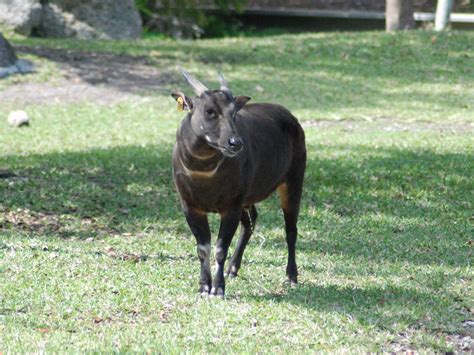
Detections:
[172, 69, 306, 297]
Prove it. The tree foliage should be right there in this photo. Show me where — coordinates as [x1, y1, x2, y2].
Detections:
[135, 0, 248, 38]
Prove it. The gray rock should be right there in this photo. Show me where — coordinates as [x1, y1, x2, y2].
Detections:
[15, 59, 34, 73]
[47, 0, 143, 40]
[7, 110, 30, 127]
[0, 0, 43, 36]
[0, 0, 142, 39]
[0, 65, 18, 78]
[39, 3, 97, 39]
[0, 32, 17, 67]
[0, 60, 35, 78]
[0, 32, 33, 78]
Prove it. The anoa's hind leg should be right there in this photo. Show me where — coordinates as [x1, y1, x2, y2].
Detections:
[278, 157, 306, 285]
[226, 205, 258, 278]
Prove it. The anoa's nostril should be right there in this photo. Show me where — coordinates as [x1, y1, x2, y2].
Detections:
[228, 136, 243, 150]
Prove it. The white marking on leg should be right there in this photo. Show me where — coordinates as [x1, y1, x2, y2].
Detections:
[197, 243, 211, 271]
[197, 243, 211, 258]
[215, 246, 224, 263]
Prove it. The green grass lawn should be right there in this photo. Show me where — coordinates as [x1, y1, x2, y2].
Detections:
[1, 30, 473, 352]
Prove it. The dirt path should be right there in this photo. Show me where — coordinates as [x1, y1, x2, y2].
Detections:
[2, 46, 178, 105]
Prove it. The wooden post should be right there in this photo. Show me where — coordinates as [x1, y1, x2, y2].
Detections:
[435, 0, 453, 31]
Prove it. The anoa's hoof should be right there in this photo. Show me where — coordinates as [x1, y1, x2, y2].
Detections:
[209, 286, 225, 299]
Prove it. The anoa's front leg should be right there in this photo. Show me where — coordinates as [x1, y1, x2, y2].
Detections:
[211, 208, 241, 297]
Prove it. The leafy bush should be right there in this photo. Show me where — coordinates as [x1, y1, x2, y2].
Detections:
[135, 0, 247, 38]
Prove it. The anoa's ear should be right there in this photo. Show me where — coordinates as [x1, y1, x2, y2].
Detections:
[171, 91, 193, 111]
[234, 96, 251, 111]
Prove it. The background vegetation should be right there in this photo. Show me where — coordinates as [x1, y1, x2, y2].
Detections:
[135, 0, 248, 37]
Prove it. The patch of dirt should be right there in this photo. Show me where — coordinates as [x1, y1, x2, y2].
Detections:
[384, 326, 474, 353]
[0, 207, 115, 237]
[444, 333, 473, 353]
[302, 118, 474, 134]
[2, 208, 63, 234]
[1, 80, 140, 106]
[1, 46, 180, 105]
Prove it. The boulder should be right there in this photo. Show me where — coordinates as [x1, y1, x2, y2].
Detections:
[39, 3, 98, 39]
[0, 0, 43, 35]
[39, 0, 142, 39]
[0, 32, 35, 78]
[0, 32, 17, 67]
[0, 0, 142, 40]
[7, 110, 30, 127]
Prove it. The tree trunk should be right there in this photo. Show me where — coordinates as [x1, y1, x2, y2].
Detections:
[435, 0, 453, 31]
[386, 0, 416, 31]
[0, 32, 18, 67]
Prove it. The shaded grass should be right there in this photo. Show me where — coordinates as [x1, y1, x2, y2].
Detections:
[1, 31, 473, 352]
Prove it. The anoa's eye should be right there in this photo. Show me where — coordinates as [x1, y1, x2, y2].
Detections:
[205, 109, 216, 117]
